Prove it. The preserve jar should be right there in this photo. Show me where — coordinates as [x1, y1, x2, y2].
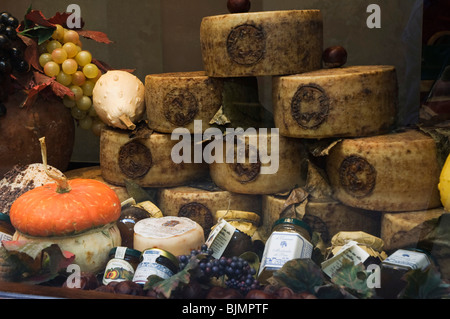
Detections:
[0, 213, 14, 246]
[257, 218, 313, 283]
[206, 210, 260, 259]
[102, 246, 141, 285]
[132, 248, 179, 285]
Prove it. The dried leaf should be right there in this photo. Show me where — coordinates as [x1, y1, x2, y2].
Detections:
[330, 258, 375, 299]
[401, 267, 450, 299]
[78, 30, 113, 44]
[25, 10, 56, 28]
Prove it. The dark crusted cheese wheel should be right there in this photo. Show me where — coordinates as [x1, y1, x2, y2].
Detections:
[100, 127, 208, 187]
[381, 208, 445, 252]
[200, 10, 323, 77]
[209, 131, 306, 195]
[145, 71, 224, 133]
[326, 130, 441, 212]
[157, 184, 261, 236]
[273, 65, 398, 139]
[261, 195, 381, 243]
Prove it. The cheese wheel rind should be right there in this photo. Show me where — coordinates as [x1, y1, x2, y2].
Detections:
[326, 130, 441, 212]
[273, 65, 398, 139]
[200, 10, 323, 77]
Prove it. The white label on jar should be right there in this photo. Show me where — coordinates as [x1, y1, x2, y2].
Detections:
[134, 216, 197, 239]
[0, 231, 12, 246]
[205, 219, 236, 259]
[114, 246, 127, 259]
[258, 231, 313, 275]
[132, 250, 174, 285]
[102, 258, 136, 285]
[383, 249, 431, 270]
[321, 241, 370, 278]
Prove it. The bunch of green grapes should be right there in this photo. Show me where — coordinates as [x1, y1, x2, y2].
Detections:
[39, 24, 104, 135]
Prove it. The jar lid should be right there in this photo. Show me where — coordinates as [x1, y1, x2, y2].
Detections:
[109, 246, 142, 259]
[272, 218, 312, 236]
[0, 213, 11, 223]
[142, 248, 179, 267]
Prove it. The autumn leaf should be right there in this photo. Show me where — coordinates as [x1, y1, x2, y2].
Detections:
[78, 30, 113, 44]
[25, 10, 56, 28]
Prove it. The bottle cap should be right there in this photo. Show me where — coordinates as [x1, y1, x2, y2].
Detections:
[272, 218, 312, 236]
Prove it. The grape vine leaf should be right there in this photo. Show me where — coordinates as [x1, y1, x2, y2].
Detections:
[400, 267, 450, 299]
[330, 258, 375, 299]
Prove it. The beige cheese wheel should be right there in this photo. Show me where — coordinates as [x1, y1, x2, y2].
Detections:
[209, 131, 305, 195]
[273, 65, 398, 139]
[145, 71, 223, 133]
[326, 130, 441, 212]
[133, 216, 204, 256]
[157, 185, 261, 235]
[381, 207, 445, 252]
[200, 10, 323, 77]
[261, 195, 381, 243]
[100, 128, 208, 187]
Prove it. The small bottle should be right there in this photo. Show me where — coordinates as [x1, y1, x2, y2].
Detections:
[102, 246, 141, 285]
[257, 218, 313, 283]
[0, 213, 14, 246]
[377, 248, 432, 299]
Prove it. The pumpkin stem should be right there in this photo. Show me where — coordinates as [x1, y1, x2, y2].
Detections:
[39, 137, 71, 194]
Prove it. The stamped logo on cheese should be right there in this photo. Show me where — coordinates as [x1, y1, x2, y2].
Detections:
[178, 202, 213, 235]
[163, 88, 199, 126]
[229, 143, 261, 184]
[118, 140, 153, 179]
[339, 155, 377, 198]
[226, 24, 266, 66]
[291, 84, 330, 129]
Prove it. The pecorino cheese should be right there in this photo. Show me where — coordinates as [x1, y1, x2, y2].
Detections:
[261, 194, 381, 243]
[100, 127, 208, 187]
[145, 71, 223, 133]
[209, 131, 306, 195]
[200, 10, 323, 77]
[381, 207, 445, 252]
[326, 129, 441, 212]
[272, 65, 398, 139]
[133, 216, 204, 256]
[157, 184, 261, 236]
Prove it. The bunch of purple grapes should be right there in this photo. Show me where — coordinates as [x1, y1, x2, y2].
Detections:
[178, 245, 261, 295]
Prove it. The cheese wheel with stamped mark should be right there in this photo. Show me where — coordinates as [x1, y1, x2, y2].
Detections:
[157, 184, 261, 236]
[209, 131, 306, 195]
[100, 128, 208, 187]
[273, 65, 398, 139]
[326, 130, 441, 212]
[133, 216, 204, 256]
[381, 207, 445, 252]
[200, 10, 323, 77]
[145, 71, 223, 133]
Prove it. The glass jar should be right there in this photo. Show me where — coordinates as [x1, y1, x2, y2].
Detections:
[132, 248, 179, 285]
[0, 213, 14, 246]
[102, 246, 141, 285]
[257, 218, 313, 283]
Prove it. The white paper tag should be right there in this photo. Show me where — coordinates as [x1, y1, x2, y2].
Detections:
[321, 241, 370, 278]
[205, 219, 236, 259]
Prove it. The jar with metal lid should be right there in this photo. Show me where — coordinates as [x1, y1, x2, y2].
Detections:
[257, 218, 313, 283]
[206, 210, 260, 259]
[0, 213, 14, 246]
[132, 248, 179, 285]
[102, 246, 141, 285]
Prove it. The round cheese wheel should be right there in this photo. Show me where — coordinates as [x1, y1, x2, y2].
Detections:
[326, 129, 441, 212]
[100, 127, 208, 187]
[209, 131, 306, 195]
[200, 10, 323, 77]
[157, 184, 261, 235]
[145, 71, 223, 133]
[273, 65, 398, 139]
[261, 195, 381, 243]
[133, 216, 204, 256]
[381, 208, 445, 252]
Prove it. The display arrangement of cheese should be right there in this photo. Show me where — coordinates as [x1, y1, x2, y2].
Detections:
[133, 216, 204, 256]
[326, 129, 441, 212]
[157, 184, 261, 235]
[0, 163, 64, 214]
[381, 207, 445, 252]
[209, 131, 305, 194]
[200, 10, 323, 77]
[145, 71, 224, 133]
[272, 65, 398, 139]
[261, 194, 381, 243]
[100, 127, 208, 187]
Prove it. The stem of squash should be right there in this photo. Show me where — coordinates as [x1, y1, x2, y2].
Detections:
[39, 137, 72, 194]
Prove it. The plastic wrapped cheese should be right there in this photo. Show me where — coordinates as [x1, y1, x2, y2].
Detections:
[133, 216, 204, 256]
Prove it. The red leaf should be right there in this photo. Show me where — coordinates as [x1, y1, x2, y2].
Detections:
[48, 12, 85, 29]
[51, 81, 74, 99]
[77, 30, 113, 44]
[25, 10, 56, 28]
